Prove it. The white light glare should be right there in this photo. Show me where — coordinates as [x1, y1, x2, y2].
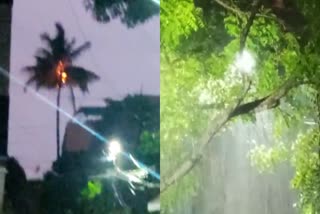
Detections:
[235, 50, 256, 74]
[108, 139, 122, 160]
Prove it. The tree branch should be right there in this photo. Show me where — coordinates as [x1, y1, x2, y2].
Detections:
[214, 0, 243, 16]
[213, 0, 273, 19]
[240, 0, 262, 51]
[161, 82, 251, 193]
[229, 79, 304, 118]
[229, 96, 270, 118]
[161, 77, 305, 193]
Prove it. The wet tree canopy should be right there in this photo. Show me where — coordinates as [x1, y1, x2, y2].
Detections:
[161, 0, 320, 213]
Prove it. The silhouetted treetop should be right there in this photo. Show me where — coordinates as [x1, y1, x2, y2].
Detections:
[23, 22, 99, 92]
[84, 0, 159, 28]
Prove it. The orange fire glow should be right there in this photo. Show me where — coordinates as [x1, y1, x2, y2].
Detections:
[61, 71, 67, 83]
[56, 61, 68, 85]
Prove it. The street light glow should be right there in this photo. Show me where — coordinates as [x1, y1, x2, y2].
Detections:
[235, 50, 256, 75]
[108, 139, 122, 160]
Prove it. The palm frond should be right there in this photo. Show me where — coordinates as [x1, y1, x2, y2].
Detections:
[36, 48, 54, 61]
[23, 59, 57, 89]
[55, 22, 65, 42]
[40, 32, 53, 47]
[70, 41, 91, 60]
[22, 65, 37, 73]
[45, 22, 68, 60]
[24, 75, 37, 92]
[65, 37, 76, 52]
[36, 80, 49, 91]
[66, 66, 100, 92]
[32, 57, 55, 75]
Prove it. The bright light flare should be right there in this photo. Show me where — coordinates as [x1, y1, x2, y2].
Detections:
[234, 50, 256, 75]
[56, 61, 67, 85]
[108, 139, 122, 160]
[61, 72, 67, 83]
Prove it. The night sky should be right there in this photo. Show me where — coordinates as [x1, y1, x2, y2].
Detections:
[8, 0, 159, 179]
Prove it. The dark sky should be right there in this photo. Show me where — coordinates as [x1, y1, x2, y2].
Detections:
[8, 0, 159, 179]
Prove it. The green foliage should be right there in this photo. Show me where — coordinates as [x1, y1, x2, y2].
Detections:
[81, 181, 102, 200]
[139, 131, 160, 155]
[248, 141, 289, 173]
[250, 128, 320, 213]
[291, 130, 320, 213]
[40, 171, 88, 214]
[161, 0, 320, 213]
[161, 0, 203, 49]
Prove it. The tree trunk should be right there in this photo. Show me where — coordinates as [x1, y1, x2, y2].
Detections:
[56, 86, 61, 160]
[69, 86, 76, 114]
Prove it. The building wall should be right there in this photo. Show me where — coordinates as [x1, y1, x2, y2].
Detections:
[0, 1, 12, 96]
[62, 121, 92, 153]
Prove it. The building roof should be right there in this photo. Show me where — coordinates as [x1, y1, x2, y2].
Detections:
[76, 106, 105, 116]
[104, 94, 160, 105]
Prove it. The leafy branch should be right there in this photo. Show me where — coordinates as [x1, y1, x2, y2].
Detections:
[230, 78, 306, 118]
[214, 0, 244, 16]
[214, 0, 273, 19]
[239, 0, 262, 51]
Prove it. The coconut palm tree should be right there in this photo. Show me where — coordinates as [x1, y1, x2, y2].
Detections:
[23, 23, 99, 160]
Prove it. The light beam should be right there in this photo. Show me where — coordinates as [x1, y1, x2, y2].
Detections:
[0, 66, 160, 181]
